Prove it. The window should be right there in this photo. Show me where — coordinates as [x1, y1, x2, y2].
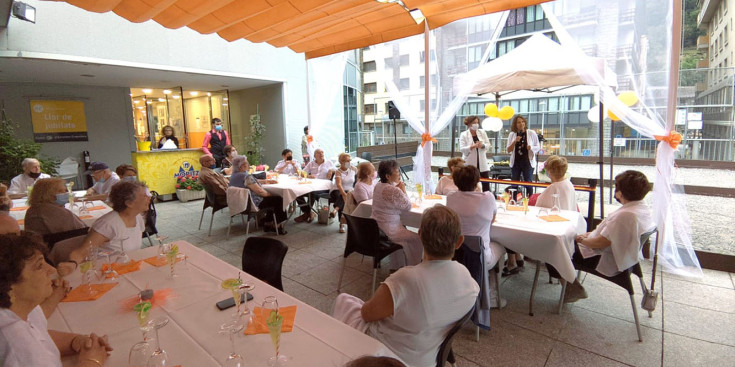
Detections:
[726, 26, 729, 45]
[581, 95, 592, 111]
[535, 5, 544, 21]
[402, 123, 412, 134]
[399, 54, 409, 66]
[363, 61, 376, 72]
[399, 78, 410, 90]
[419, 51, 435, 63]
[364, 82, 377, 93]
[468, 45, 483, 69]
[365, 104, 377, 114]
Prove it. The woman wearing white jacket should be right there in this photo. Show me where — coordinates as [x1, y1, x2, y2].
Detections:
[505, 115, 540, 196]
[459, 116, 491, 191]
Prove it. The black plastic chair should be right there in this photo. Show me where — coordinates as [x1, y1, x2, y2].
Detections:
[436, 305, 475, 367]
[241, 236, 288, 291]
[198, 183, 228, 236]
[360, 151, 373, 162]
[568, 229, 658, 342]
[42, 227, 89, 251]
[337, 214, 404, 296]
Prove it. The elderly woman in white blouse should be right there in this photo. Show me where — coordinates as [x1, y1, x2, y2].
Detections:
[330, 153, 357, 233]
[535, 155, 577, 211]
[371, 160, 422, 267]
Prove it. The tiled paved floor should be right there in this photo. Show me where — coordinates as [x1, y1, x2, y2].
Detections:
[153, 199, 735, 367]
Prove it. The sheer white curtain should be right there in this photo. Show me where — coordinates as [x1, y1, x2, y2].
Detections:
[306, 52, 349, 160]
[371, 12, 507, 192]
[542, 1, 701, 277]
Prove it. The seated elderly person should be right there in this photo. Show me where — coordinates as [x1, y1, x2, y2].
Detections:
[564, 170, 655, 303]
[535, 155, 576, 211]
[0, 233, 112, 367]
[197, 154, 228, 206]
[229, 156, 287, 234]
[274, 149, 300, 175]
[24, 178, 87, 236]
[71, 181, 149, 263]
[333, 205, 479, 367]
[371, 160, 423, 267]
[446, 165, 506, 307]
[295, 148, 335, 223]
[115, 164, 138, 182]
[0, 184, 18, 235]
[221, 145, 238, 175]
[352, 162, 377, 204]
[85, 162, 120, 199]
[435, 157, 465, 195]
[8, 158, 51, 196]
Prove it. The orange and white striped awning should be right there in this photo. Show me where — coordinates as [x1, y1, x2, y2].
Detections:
[53, 0, 550, 58]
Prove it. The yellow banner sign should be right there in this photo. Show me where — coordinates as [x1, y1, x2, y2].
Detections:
[30, 100, 88, 142]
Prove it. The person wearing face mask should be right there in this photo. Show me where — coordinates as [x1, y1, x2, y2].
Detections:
[85, 162, 120, 199]
[221, 145, 238, 175]
[24, 178, 87, 236]
[8, 158, 51, 196]
[330, 153, 357, 233]
[115, 164, 138, 183]
[351, 162, 378, 205]
[202, 118, 231, 168]
[459, 116, 491, 192]
[371, 160, 423, 267]
[274, 149, 300, 175]
[157, 125, 179, 149]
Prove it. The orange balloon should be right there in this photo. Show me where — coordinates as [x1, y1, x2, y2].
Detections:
[608, 110, 621, 121]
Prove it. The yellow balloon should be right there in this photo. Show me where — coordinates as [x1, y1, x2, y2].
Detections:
[498, 106, 515, 120]
[608, 109, 621, 121]
[484, 103, 498, 117]
[617, 91, 639, 107]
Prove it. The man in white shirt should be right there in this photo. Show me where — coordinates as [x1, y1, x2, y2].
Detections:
[274, 149, 300, 175]
[333, 205, 479, 367]
[303, 149, 334, 180]
[564, 170, 655, 303]
[7, 158, 51, 195]
[85, 162, 120, 198]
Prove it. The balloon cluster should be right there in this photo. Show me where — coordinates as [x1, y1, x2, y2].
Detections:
[481, 103, 515, 132]
[587, 91, 639, 122]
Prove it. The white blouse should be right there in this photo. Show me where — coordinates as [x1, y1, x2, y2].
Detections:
[535, 179, 577, 211]
[352, 180, 376, 203]
[0, 306, 61, 367]
[333, 166, 356, 192]
[91, 211, 145, 253]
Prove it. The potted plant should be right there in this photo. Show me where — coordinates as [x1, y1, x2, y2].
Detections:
[174, 175, 205, 202]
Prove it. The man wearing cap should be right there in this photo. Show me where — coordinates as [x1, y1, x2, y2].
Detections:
[8, 158, 51, 196]
[85, 162, 120, 198]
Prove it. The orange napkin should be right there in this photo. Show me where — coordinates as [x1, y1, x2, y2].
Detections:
[244, 306, 297, 335]
[539, 215, 569, 222]
[10, 206, 28, 211]
[102, 260, 142, 276]
[505, 206, 525, 211]
[411, 203, 420, 208]
[79, 215, 93, 220]
[143, 255, 184, 267]
[86, 206, 107, 211]
[62, 283, 118, 302]
[424, 194, 442, 200]
[297, 181, 313, 185]
[16, 219, 24, 225]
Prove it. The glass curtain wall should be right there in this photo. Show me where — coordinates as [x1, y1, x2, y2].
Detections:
[130, 87, 185, 148]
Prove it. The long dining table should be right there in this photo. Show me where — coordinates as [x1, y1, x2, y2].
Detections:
[50, 241, 397, 367]
[352, 195, 587, 315]
[9, 194, 112, 230]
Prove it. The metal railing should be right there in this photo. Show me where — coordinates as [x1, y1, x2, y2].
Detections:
[540, 137, 735, 161]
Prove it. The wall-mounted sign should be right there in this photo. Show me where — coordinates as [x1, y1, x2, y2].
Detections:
[613, 137, 627, 147]
[30, 100, 88, 142]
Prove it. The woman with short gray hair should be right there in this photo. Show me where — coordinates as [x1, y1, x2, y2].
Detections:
[229, 156, 288, 234]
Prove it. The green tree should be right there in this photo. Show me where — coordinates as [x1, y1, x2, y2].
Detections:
[683, 0, 705, 48]
[0, 104, 58, 184]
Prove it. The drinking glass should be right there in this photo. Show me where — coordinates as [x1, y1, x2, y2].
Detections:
[220, 319, 246, 367]
[79, 254, 98, 297]
[262, 296, 288, 366]
[117, 237, 131, 264]
[156, 235, 169, 258]
[165, 244, 179, 278]
[146, 317, 169, 367]
[537, 208, 550, 218]
[232, 283, 255, 320]
[550, 193, 561, 215]
[508, 188, 517, 206]
[415, 183, 423, 202]
[522, 197, 529, 214]
[99, 250, 118, 280]
[129, 303, 154, 367]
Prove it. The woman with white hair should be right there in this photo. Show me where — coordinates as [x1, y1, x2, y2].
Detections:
[229, 155, 287, 234]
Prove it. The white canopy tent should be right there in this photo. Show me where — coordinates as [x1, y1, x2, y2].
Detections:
[455, 33, 618, 216]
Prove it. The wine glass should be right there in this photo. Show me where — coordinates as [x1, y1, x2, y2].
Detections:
[415, 183, 423, 203]
[79, 254, 98, 297]
[508, 188, 517, 206]
[550, 193, 561, 215]
[129, 302, 154, 367]
[220, 319, 246, 367]
[99, 250, 118, 280]
[117, 237, 131, 264]
[232, 283, 255, 320]
[262, 296, 288, 366]
[146, 317, 169, 367]
[156, 235, 169, 258]
[165, 244, 179, 278]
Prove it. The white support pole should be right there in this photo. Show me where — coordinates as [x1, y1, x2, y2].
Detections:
[424, 22, 430, 134]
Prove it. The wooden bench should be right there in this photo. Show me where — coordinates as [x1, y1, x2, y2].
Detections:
[357, 142, 418, 176]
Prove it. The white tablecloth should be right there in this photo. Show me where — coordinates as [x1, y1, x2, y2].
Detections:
[352, 197, 586, 282]
[50, 241, 396, 366]
[262, 176, 333, 211]
[9, 198, 112, 230]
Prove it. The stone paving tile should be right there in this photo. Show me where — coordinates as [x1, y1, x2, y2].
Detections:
[545, 341, 631, 367]
[662, 276, 735, 314]
[663, 300, 735, 346]
[663, 332, 735, 367]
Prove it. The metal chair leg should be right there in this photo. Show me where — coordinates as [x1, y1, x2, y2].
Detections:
[208, 211, 215, 236]
[273, 213, 280, 236]
[145, 233, 154, 247]
[198, 209, 206, 230]
[371, 269, 378, 296]
[246, 214, 251, 236]
[226, 216, 233, 240]
[637, 276, 654, 318]
[337, 257, 347, 292]
[475, 326, 480, 342]
[557, 280, 567, 314]
[529, 261, 541, 316]
[630, 294, 643, 342]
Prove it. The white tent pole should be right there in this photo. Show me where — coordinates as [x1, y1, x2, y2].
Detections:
[668, 0, 683, 130]
[305, 60, 312, 131]
[424, 22, 430, 134]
